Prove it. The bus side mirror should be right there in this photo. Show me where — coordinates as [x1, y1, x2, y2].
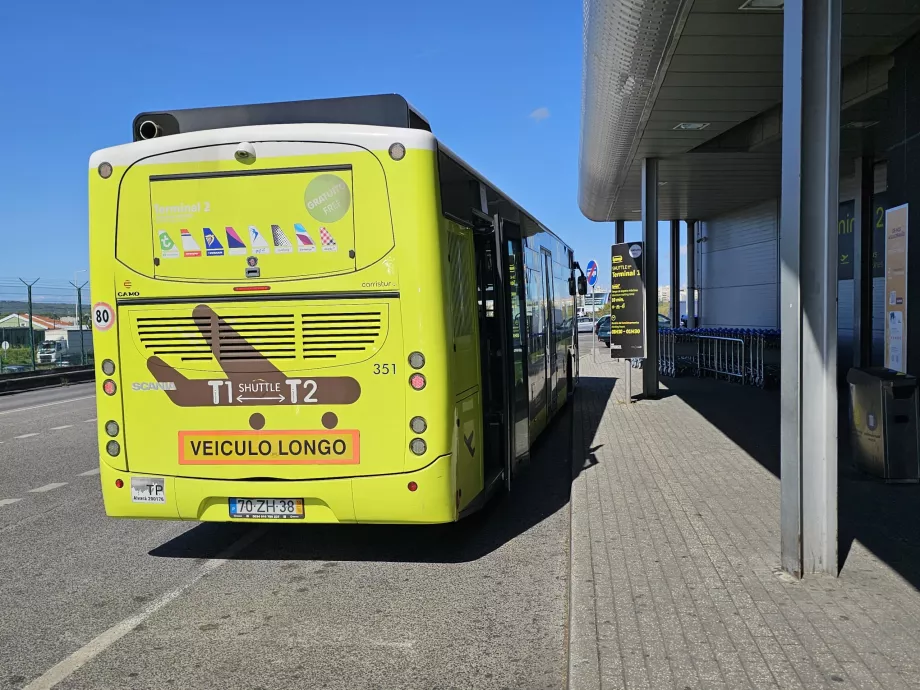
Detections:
[578, 276, 588, 296]
[568, 277, 576, 296]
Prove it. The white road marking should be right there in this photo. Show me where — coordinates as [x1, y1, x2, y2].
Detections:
[0, 498, 22, 507]
[22, 526, 266, 690]
[15, 433, 39, 439]
[0, 395, 94, 417]
[29, 483, 68, 493]
[83, 418, 96, 423]
[50, 425, 73, 430]
[78, 468, 100, 476]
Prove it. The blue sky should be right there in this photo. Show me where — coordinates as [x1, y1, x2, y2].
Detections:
[0, 0, 681, 303]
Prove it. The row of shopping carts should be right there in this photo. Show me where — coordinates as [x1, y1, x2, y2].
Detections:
[658, 327, 781, 388]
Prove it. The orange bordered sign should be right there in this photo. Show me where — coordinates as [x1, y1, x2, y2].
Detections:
[178, 429, 360, 465]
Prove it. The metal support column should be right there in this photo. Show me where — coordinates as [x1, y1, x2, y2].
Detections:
[853, 155, 874, 368]
[641, 158, 659, 398]
[686, 220, 697, 328]
[780, 0, 841, 577]
[670, 219, 680, 327]
[615, 219, 625, 245]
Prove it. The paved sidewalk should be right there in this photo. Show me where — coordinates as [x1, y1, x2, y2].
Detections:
[569, 355, 920, 690]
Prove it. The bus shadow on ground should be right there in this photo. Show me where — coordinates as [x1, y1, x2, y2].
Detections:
[150, 378, 613, 565]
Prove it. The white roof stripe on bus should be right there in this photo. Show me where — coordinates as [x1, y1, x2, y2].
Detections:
[89, 123, 437, 168]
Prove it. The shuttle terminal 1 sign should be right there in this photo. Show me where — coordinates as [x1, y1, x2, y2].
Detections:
[610, 242, 646, 358]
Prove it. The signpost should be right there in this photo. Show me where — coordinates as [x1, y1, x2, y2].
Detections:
[884, 204, 908, 372]
[1, 341, 8, 374]
[586, 259, 598, 363]
[610, 242, 646, 402]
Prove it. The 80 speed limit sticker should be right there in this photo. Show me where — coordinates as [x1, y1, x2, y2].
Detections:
[92, 302, 115, 331]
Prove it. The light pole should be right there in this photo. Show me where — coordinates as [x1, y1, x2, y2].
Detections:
[74, 270, 86, 326]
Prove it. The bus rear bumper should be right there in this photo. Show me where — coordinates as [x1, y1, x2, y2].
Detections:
[99, 454, 456, 524]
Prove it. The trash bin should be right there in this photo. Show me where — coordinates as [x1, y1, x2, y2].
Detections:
[847, 367, 920, 483]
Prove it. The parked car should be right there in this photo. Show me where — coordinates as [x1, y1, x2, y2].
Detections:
[577, 316, 595, 333]
[594, 314, 610, 334]
[2, 365, 28, 374]
[596, 315, 611, 346]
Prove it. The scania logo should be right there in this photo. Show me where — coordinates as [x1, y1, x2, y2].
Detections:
[132, 382, 177, 391]
[117, 291, 140, 298]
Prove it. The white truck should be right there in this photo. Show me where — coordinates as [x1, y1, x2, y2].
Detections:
[36, 329, 93, 365]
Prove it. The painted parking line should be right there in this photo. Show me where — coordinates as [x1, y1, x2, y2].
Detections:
[22, 527, 267, 690]
[29, 483, 68, 493]
[78, 468, 100, 476]
[15, 433, 39, 439]
[51, 425, 73, 431]
[0, 395, 94, 417]
[0, 498, 22, 507]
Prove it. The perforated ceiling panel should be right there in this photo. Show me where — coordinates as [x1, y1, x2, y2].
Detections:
[579, 0, 692, 221]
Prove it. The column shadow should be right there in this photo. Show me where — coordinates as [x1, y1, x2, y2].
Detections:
[660, 373, 920, 590]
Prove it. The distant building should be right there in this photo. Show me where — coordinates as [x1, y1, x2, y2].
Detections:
[0, 313, 73, 330]
[579, 288, 610, 315]
[0, 314, 52, 348]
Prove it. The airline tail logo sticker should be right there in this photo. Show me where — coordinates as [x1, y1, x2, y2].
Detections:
[271, 225, 293, 254]
[203, 228, 225, 257]
[319, 227, 338, 252]
[226, 227, 247, 255]
[158, 230, 179, 259]
[249, 226, 270, 255]
[180, 229, 201, 257]
[293, 223, 316, 253]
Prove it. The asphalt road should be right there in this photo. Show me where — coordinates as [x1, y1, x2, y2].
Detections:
[0, 383, 575, 690]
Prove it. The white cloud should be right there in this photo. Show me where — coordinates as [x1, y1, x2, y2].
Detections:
[529, 107, 550, 122]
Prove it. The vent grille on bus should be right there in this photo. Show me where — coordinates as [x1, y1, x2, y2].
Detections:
[301, 311, 382, 359]
[131, 304, 389, 369]
[137, 314, 297, 362]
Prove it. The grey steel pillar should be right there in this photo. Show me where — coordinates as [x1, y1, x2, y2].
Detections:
[641, 158, 659, 398]
[780, 0, 841, 577]
[670, 220, 680, 327]
[852, 155, 874, 368]
[615, 219, 625, 245]
[686, 220, 697, 328]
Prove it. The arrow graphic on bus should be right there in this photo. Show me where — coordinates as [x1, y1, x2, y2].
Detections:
[463, 431, 475, 457]
[236, 394, 285, 404]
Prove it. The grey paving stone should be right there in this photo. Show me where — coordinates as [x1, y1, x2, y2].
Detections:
[568, 356, 920, 689]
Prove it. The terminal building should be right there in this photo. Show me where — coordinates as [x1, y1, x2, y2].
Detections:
[579, 287, 611, 315]
[580, 0, 920, 576]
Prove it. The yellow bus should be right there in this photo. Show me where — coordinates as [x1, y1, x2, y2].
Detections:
[89, 94, 586, 524]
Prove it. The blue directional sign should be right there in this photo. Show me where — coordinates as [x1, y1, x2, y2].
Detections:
[585, 259, 599, 288]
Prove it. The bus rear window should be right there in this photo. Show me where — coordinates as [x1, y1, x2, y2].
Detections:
[150, 167, 356, 281]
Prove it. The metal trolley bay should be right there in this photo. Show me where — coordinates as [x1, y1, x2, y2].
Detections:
[658, 327, 781, 388]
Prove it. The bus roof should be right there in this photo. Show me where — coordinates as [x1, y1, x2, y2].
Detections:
[121, 94, 570, 258]
[132, 94, 430, 142]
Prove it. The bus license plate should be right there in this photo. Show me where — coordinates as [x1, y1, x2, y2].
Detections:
[229, 498, 304, 519]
